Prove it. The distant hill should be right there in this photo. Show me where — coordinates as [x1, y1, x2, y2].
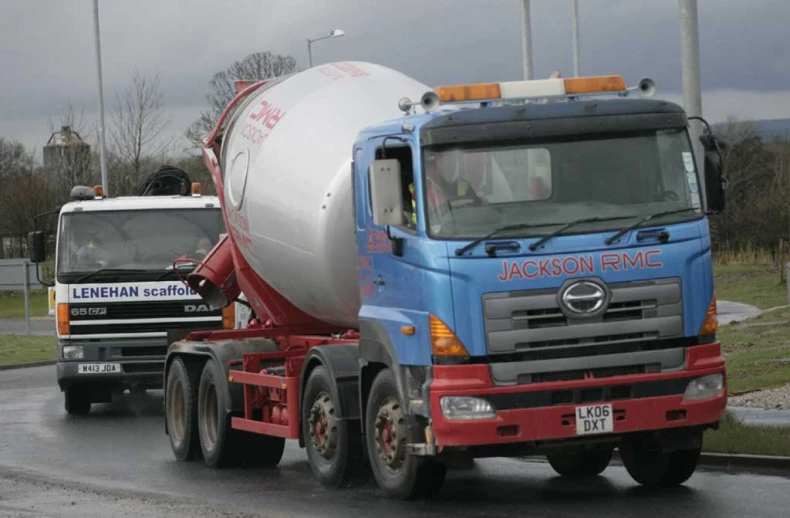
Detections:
[712, 118, 790, 142]
[755, 119, 790, 141]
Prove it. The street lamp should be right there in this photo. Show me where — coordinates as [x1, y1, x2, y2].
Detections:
[307, 29, 345, 68]
[520, 1, 533, 80]
[92, 0, 109, 196]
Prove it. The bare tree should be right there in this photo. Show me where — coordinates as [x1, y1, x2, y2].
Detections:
[0, 139, 60, 257]
[0, 138, 32, 179]
[709, 117, 790, 253]
[110, 69, 172, 185]
[185, 51, 298, 146]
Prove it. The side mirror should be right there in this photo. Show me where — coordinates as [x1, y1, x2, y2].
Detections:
[27, 231, 46, 263]
[699, 132, 727, 213]
[369, 159, 404, 227]
[703, 152, 726, 213]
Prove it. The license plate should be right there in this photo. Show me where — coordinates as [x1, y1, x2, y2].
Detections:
[78, 363, 121, 374]
[575, 403, 614, 435]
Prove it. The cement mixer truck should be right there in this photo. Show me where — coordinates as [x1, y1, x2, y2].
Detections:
[164, 62, 728, 499]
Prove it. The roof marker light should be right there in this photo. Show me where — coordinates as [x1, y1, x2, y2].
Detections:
[430, 74, 648, 105]
[563, 75, 627, 94]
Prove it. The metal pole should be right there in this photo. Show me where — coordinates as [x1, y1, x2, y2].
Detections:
[307, 39, 313, 68]
[520, 0, 534, 80]
[23, 262, 30, 335]
[93, 0, 109, 196]
[679, 0, 705, 198]
[571, 0, 580, 77]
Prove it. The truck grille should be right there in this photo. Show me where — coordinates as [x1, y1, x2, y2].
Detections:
[483, 278, 684, 385]
[69, 300, 221, 320]
[67, 300, 223, 336]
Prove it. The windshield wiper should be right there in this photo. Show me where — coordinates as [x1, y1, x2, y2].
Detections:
[154, 263, 195, 281]
[455, 222, 566, 256]
[604, 208, 700, 246]
[74, 268, 149, 283]
[528, 215, 640, 251]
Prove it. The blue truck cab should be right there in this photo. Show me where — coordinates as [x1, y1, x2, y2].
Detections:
[352, 78, 728, 493]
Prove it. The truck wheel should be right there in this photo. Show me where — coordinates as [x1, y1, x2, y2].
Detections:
[64, 386, 91, 416]
[620, 440, 701, 487]
[166, 357, 200, 461]
[547, 447, 613, 477]
[365, 368, 447, 499]
[198, 359, 285, 468]
[303, 366, 364, 488]
[235, 430, 286, 468]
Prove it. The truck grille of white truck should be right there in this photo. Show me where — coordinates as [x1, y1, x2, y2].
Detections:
[67, 300, 222, 336]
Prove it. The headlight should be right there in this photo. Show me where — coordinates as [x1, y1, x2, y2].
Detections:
[440, 396, 496, 420]
[62, 345, 84, 360]
[683, 373, 724, 401]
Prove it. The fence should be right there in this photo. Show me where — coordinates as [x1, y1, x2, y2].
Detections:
[0, 259, 46, 335]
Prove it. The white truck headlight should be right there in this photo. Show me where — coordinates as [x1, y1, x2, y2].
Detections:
[440, 396, 496, 420]
[683, 373, 724, 401]
[62, 345, 84, 360]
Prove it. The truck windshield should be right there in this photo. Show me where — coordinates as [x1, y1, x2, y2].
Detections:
[422, 128, 702, 239]
[57, 208, 224, 283]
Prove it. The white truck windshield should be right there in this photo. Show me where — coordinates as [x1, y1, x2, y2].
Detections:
[57, 208, 224, 282]
[423, 128, 702, 239]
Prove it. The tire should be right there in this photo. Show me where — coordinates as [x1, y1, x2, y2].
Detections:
[197, 359, 285, 468]
[165, 357, 200, 461]
[620, 440, 701, 488]
[547, 447, 613, 477]
[302, 366, 364, 488]
[365, 368, 447, 499]
[64, 386, 91, 416]
[235, 430, 286, 468]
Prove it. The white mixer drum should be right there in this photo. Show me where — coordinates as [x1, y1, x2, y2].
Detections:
[220, 62, 430, 328]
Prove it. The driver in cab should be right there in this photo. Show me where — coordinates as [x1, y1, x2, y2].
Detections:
[75, 236, 110, 269]
[407, 148, 484, 228]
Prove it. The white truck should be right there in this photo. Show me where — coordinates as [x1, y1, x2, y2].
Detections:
[29, 169, 230, 415]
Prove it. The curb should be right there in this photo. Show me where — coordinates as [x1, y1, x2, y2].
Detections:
[523, 451, 790, 478]
[0, 360, 56, 372]
[696, 452, 790, 476]
[614, 451, 790, 477]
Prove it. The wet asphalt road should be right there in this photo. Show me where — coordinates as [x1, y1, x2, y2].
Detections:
[1, 365, 788, 517]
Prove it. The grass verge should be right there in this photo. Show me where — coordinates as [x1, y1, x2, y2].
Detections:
[0, 335, 57, 367]
[713, 263, 786, 310]
[0, 291, 49, 319]
[704, 412, 790, 457]
[719, 307, 790, 394]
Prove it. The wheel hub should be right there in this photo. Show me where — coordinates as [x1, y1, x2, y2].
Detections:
[308, 392, 338, 460]
[374, 397, 405, 469]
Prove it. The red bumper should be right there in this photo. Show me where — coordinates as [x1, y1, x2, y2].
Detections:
[430, 344, 726, 447]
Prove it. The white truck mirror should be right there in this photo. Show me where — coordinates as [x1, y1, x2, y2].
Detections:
[369, 159, 403, 227]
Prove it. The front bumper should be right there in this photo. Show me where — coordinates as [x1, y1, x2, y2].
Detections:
[429, 343, 726, 448]
[57, 337, 167, 390]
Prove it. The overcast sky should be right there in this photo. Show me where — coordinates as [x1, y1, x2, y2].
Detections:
[1, 0, 788, 156]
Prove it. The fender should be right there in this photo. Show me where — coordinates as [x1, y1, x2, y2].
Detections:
[164, 337, 278, 433]
[299, 345, 361, 421]
[358, 318, 432, 438]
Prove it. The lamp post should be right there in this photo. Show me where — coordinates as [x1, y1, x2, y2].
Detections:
[571, 0, 580, 77]
[93, 0, 108, 196]
[520, 0, 533, 80]
[307, 29, 346, 68]
[679, 0, 704, 195]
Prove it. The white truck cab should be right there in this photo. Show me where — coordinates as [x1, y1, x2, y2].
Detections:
[29, 172, 230, 415]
